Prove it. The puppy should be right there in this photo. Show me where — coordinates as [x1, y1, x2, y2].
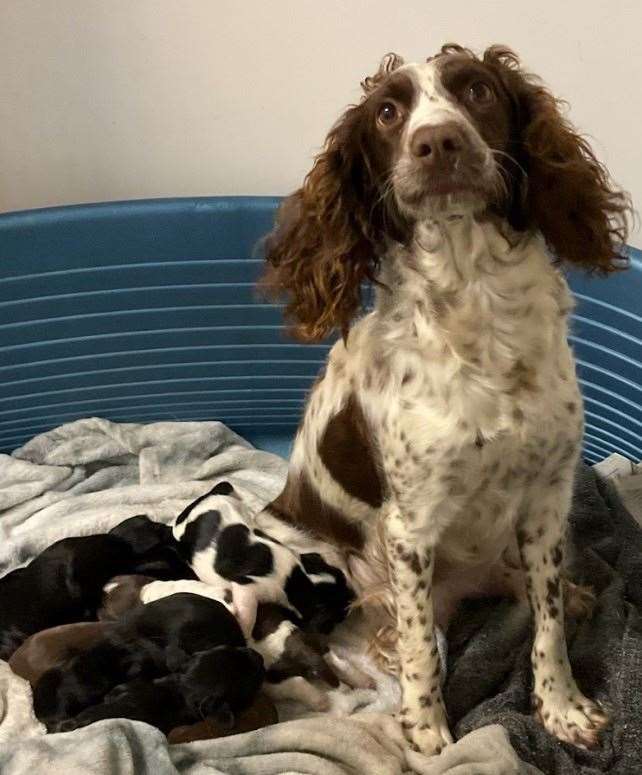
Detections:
[0, 515, 194, 660]
[251, 603, 337, 710]
[33, 593, 246, 726]
[98, 575, 156, 620]
[9, 621, 110, 686]
[108, 515, 197, 580]
[99, 576, 236, 622]
[167, 692, 278, 743]
[0, 535, 134, 659]
[173, 482, 354, 637]
[55, 645, 265, 735]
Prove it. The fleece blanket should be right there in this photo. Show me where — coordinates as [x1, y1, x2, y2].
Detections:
[0, 417, 634, 774]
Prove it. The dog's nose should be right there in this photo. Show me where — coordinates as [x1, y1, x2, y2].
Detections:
[410, 123, 466, 166]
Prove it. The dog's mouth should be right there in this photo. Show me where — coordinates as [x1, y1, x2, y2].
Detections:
[393, 154, 500, 218]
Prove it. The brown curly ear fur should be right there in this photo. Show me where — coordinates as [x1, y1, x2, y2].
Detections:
[482, 45, 631, 272]
[261, 101, 406, 342]
[262, 109, 375, 342]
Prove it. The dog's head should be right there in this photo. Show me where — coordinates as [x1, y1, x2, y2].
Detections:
[182, 646, 265, 726]
[263, 44, 630, 341]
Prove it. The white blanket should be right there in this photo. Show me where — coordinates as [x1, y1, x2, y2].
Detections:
[0, 417, 540, 774]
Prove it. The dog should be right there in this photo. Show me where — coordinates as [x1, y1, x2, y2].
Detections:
[0, 515, 194, 660]
[99, 575, 363, 709]
[99, 576, 236, 621]
[8, 621, 111, 686]
[173, 481, 355, 637]
[98, 575, 157, 620]
[55, 646, 265, 735]
[33, 593, 247, 726]
[260, 44, 630, 754]
[167, 691, 278, 743]
[108, 515, 197, 581]
[0, 535, 134, 659]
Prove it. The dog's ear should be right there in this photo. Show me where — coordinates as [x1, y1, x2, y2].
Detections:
[484, 45, 631, 272]
[361, 52, 405, 94]
[261, 104, 380, 342]
[262, 52, 413, 343]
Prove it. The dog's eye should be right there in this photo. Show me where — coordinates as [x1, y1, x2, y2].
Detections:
[466, 81, 494, 104]
[377, 101, 400, 126]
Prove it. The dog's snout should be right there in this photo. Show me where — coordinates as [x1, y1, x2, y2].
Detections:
[410, 122, 467, 166]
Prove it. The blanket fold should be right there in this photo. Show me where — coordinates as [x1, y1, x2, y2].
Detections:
[2, 417, 638, 774]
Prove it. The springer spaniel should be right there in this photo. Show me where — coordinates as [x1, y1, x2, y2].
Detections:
[261, 44, 630, 755]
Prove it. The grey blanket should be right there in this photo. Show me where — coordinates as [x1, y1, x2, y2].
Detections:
[445, 464, 642, 775]
[0, 417, 540, 775]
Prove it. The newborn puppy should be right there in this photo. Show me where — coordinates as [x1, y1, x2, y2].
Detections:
[56, 645, 265, 735]
[173, 482, 354, 637]
[250, 603, 339, 710]
[0, 535, 134, 659]
[98, 575, 156, 620]
[168, 692, 278, 743]
[33, 593, 246, 726]
[99, 577, 236, 622]
[9, 621, 111, 686]
[109, 515, 196, 581]
[298, 552, 355, 635]
[0, 515, 195, 660]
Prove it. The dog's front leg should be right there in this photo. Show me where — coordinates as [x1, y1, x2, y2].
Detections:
[385, 506, 452, 755]
[518, 472, 608, 748]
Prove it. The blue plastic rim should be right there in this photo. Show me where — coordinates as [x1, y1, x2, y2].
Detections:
[0, 196, 640, 462]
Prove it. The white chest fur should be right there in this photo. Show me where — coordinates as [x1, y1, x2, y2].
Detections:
[292, 215, 584, 561]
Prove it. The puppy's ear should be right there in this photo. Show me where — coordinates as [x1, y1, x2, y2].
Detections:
[485, 45, 631, 272]
[210, 481, 234, 496]
[212, 702, 235, 731]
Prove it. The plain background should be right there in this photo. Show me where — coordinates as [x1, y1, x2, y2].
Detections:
[1, 0, 640, 247]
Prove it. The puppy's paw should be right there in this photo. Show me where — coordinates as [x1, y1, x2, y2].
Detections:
[535, 691, 609, 749]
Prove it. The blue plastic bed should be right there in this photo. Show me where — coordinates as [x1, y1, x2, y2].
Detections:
[0, 196, 640, 463]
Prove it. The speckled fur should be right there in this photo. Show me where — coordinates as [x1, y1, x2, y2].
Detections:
[262, 52, 620, 755]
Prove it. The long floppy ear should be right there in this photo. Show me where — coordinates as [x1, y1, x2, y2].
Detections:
[484, 46, 631, 272]
[261, 55, 406, 342]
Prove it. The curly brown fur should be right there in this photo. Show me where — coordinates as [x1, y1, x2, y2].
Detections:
[437, 44, 631, 273]
[262, 44, 631, 343]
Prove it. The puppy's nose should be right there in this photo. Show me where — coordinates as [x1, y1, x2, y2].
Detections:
[410, 122, 466, 166]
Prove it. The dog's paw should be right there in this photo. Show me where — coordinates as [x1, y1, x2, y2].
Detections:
[535, 692, 609, 749]
[401, 714, 453, 756]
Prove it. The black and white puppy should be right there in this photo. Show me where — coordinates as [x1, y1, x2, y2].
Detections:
[55, 646, 265, 735]
[173, 482, 355, 638]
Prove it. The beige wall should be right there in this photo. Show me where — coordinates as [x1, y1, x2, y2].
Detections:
[1, 0, 640, 246]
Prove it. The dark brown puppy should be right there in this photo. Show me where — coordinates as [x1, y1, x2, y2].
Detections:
[9, 622, 111, 686]
[167, 691, 278, 743]
[33, 593, 246, 726]
[97, 575, 155, 620]
[56, 646, 265, 735]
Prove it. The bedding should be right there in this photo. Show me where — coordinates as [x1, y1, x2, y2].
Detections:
[1, 417, 639, 774]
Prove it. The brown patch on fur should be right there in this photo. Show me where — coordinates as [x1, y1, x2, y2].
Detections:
[318, 394, 385, 508]
[268, 473, 364, 550]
